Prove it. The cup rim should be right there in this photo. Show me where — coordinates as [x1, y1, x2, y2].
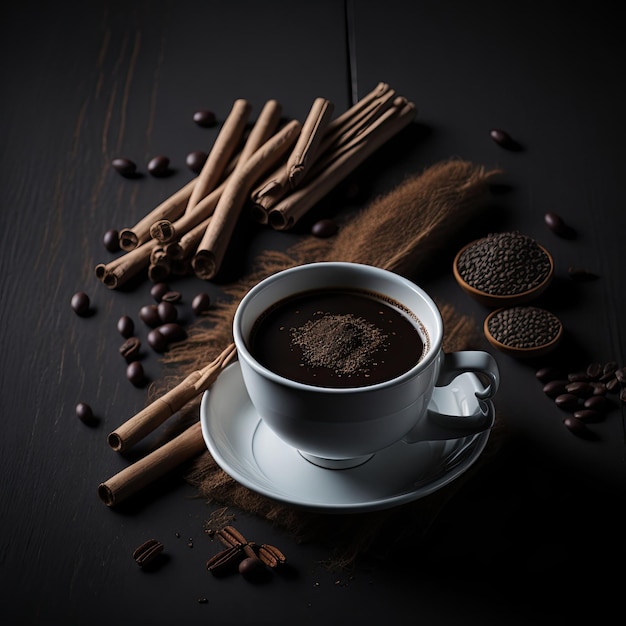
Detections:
[233, 262, 443, 393]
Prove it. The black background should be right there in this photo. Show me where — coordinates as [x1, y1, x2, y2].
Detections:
[2, 2, 624, 624]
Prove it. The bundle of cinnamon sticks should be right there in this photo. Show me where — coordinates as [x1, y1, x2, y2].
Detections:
[95, 83, 416, 288]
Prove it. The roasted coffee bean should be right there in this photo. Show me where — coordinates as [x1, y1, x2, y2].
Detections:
[555, 394, 580, 411]
[489, 128, 521, 150]
[147, 329, 168, 353]
[117, 315, 134, 338]
[238, 557, 266, 581]
[606, 378, 620, 393]
[147, 155, 170, 177]
[161, 290, 182, 303]
[563, 416, 592, 438]
[603, 361, 618, 376]
[544, 212, 576, 239]
[126, 361, 146, 387]
[311, 218, 338, 238]
[71, 291, 91, 316]
[103, 228, 120, 252]
[573, 409, 603, 423]
[584, 395, 611, 412]
[585, 362, 603, 379]
[157, 301, 178, 324]
[112, 157, 137, 177]
[193, 109, 216, 127]
[590, 382, 607, 395]
[567, 371, 589, 382]
[192, 292, 211, 315]
[139, 304, 161, 327]
[536, 367, 563, 383]
[158, 323, 186, 343]
[150, 282, 169, 302]
[620, 387, 626, 404]
[186, 150, 208, 173]
[565, 381, 593, 397]
[119, 337, 141, 362]
[543, 380, 568, 398]
[76, 402, 96, 425]
[568, 266, 598, 281]
[615, 367, 626, 386]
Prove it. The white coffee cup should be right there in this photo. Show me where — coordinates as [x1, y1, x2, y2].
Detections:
[233, 262, 499, 469]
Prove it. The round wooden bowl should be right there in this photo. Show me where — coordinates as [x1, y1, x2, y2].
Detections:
[483, 307, 563, 358]
[453, 241, 554, 307]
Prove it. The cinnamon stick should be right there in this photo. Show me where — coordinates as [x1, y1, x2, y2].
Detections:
[108, 343, 236, 453]
[185, 99, 252, 213]
[98, 421, 206, 507]
[267, 99, 416, 230]
[118, 178, 196, 251]
[192, 119, 301, 280]
[95, 238, 158, 289]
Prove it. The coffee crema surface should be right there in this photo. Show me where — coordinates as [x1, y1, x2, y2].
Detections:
[249, 288, 427, 388]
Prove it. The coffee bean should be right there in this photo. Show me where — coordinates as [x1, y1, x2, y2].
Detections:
[543, 380, 568, 398]
[566, 381, 593, 397]
[615, 367, 626, 386]
[544, 212, 576, 239]
[139, 304, 161, 327]
[567, 371, 589, 382]
[147, 155, 170, 177]
[585, 362, 603, 379]
[158, 323, 186, 343]
[150, 282, 170, 302]
[603, 361, 618, 377]
[590, 382, 607, 395]
[568, 266, 598, 282]
[573, 409, 604, 423]
[620, 387, 626, 405]
[103, 228, 120, 252]
[193, 109, 216, 127]
[311, 218, 338, 238]
[112, 157, 137, 177]
[563, 416, 592, 438]
[71, 291, 91, 316]
[606, 378, 619, 393]
[584, 395, 611, 412]
[161, 290, 182, 303]
[119, 337, 141, 362]
[536, 366, 563, 383]
[147, 329, 168, 353]
[186, 150, 208, 173]
[117, 315, 134, 338]
[489, 128, 521, 150]
[76, 402, 96, 425]
[555, 394, 579, 411]
[157, 301, 178, 324]
[238, 557, 266, 581]
[192, 292, 211, 315]
[126, 361, 146, 387]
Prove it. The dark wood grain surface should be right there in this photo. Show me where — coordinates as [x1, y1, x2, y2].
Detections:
[2, 2, 624, 624]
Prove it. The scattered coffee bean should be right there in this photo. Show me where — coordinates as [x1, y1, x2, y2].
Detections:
[456, 232, 551, 296]
[139, 304, 161, 327]
[606, 378, 619, 393]
[192, 292, 211, 315]
[311, 218, 338, 238]
[150, 282, 170, 302]
[186, 150, 208, 173]
[76, 402, 96, 425]
[71, 291, 91, 316]
[489, 128, 521, 150]
[555, 393, 580, 411]
[487, 306, 562, 350]
[119, 337, 141, 362]
[112, 157, 137, 177]
[573, 409, 603, 423]
[126, 361, 146, 387]
[586, 362, 603, 379]
[565, 381, 593, 397]
[544, 212, 576, 239]
[568, 266, 598, 282]
[584, 395, 611, 412]
[238, 557, 266, 581]
[567, 371, 589, 382]
[543, 380, 568, 398]
[615, 367, 626, 386]
[563, 416, 593, 438]
[147, 328, 168, 353]
[103, 228, 120, 252]
[161, 290, 182, 303]
[603, 361, 618, 377]
[157, 301, 178, 324]
[535, 366, 563, 383]
[158, 323, 186, 343]
[590, 382, 607, 395]
[193, 109, 216, 127]
[117, 315, 134, 338]
[620, 387, 626, 405]
[147, 155, 170, 177]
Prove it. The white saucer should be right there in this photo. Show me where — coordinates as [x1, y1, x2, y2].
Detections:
[200, 362, 490, 514]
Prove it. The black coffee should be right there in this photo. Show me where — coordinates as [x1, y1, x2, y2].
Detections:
[249, 288, 427, 388]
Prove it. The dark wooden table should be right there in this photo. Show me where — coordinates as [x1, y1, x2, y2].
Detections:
[2, 2, 624, 624]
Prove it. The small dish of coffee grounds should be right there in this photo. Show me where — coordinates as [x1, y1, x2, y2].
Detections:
[483, 306, 563, 358]
[453, 231, 554, 307]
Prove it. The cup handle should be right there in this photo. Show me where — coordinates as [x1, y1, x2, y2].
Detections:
[403, 351, 499, 443]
